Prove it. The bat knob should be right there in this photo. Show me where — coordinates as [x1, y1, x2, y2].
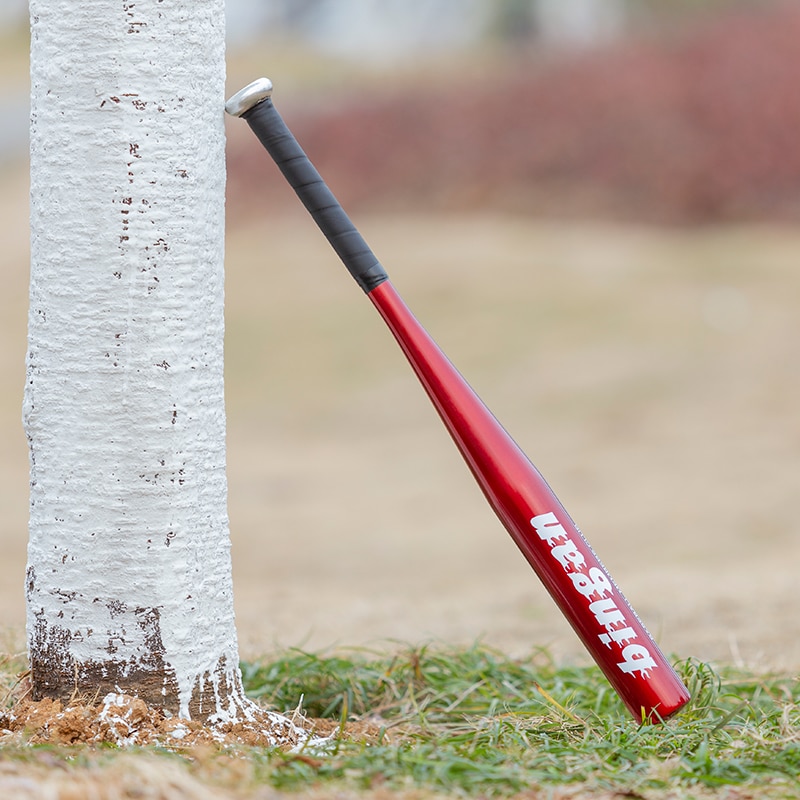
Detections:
[225, 78, 273, 117]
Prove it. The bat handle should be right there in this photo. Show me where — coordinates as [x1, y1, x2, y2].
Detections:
[225, 78, 388, 293]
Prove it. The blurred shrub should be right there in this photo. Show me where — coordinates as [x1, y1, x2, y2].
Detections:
[228, 1, 800, 225]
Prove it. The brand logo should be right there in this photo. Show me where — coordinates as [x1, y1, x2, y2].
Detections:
[530, 512, 657, 679]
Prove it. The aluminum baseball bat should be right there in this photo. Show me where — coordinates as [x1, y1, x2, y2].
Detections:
[225, 78, 690, 722]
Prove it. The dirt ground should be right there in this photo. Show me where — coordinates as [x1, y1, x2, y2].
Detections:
[1, 161, 799, 673]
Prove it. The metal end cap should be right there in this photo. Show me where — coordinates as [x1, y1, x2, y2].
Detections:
[225, 78, 273, 117]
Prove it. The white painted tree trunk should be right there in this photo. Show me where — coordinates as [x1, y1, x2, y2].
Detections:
[24, 0, 261, 725]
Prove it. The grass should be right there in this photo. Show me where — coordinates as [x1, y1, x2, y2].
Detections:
[1, 643, 799, 798]
[241, 644, 800, 797]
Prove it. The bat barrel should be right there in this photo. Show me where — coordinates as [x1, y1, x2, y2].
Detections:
[369, 280, 690, 721]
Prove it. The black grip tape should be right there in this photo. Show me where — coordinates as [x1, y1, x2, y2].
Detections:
[243, 98, 388, 293]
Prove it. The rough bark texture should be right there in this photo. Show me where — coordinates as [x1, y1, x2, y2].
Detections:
[25, 0, 247, 721]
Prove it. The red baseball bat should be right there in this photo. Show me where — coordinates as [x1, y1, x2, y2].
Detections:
[225, 78, 690, 722]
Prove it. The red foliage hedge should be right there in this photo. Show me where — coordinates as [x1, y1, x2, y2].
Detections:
[228, 2, 800, 225]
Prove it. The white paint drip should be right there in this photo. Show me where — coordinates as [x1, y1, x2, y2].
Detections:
[98, 693, 143, 746]
[168, 722, 190, 741]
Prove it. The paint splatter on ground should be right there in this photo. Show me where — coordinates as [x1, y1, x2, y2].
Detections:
[1, 693, 317, 749]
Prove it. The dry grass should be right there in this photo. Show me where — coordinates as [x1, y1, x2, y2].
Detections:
[0, 754, 238, 800]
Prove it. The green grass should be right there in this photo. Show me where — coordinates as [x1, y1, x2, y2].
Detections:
[2, 643, 799, 798]
[239, 644, 800, 797]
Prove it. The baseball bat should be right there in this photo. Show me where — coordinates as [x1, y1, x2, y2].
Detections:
[225, 78, 690, 722]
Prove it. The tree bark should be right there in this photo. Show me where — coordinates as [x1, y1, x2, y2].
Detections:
[25, 0, 252, 723]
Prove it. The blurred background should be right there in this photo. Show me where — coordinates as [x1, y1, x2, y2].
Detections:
[2, 1, 799, 670]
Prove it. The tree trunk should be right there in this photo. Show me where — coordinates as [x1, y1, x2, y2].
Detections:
[25, 0, 256, 725]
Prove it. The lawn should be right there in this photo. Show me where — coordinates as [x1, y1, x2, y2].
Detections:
[1, 643, 799, 799]
[3, 210, 800, 798]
